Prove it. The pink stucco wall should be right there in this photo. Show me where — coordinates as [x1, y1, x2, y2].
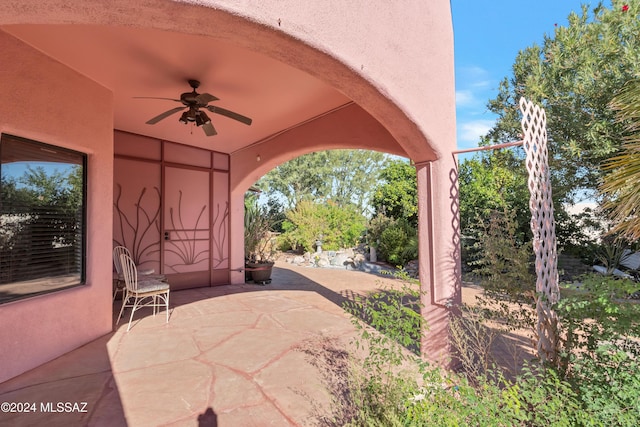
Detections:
[0, 31, 114, 383]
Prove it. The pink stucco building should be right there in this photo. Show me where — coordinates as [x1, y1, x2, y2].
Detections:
[0, 0, 459, 383]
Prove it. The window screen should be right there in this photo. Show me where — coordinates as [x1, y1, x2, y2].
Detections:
[0, 134, 86, 303]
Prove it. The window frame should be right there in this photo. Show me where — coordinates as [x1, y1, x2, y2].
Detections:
[0, 133, 87, 304]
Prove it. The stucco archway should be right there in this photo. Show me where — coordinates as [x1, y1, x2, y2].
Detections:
[0, 0, 459, 380]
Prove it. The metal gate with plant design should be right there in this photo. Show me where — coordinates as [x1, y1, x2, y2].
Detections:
[113, 131, 229, 290]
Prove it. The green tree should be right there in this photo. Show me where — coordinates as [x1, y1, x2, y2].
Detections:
[459, 150, 530, 242]
[1, 165, 84, 282]
[258, 152, 329, 209]
[329, 150, 388, 213]
[371, 159, 417, 225]
[1, 165, 83, 214]
[258, 149, 388, 215]
[487, 2, 640, 203]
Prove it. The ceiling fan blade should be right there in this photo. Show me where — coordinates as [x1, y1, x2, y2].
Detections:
[206, 106, 252, 126]
[202, 122, 217, 136]
[145, 106, 186, 124]
[196, 93, 219, 104]
[134, 96, 182, 103]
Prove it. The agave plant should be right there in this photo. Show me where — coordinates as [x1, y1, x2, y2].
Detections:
[244, 198, 276, 263]
[594, 238, 631, 275]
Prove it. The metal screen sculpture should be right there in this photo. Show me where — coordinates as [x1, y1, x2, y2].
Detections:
[520, 97, 560, 365]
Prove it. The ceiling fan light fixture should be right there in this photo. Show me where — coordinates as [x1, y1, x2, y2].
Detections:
[141, 80, 252, 136]
[195, 111, 211, 127]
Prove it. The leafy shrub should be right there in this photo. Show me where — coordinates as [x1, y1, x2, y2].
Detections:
[593, 238, 631, 275]
[334, 272, 581, 426]
[468, 208, 640, 425]
[314, 209, 640, 426]
[365, 213, 392, 249]
[555, 273, 640, 425]
[403, 366, 579, 427]
[378, 218, 418, 266]
[281, 200, 366, 252]
[341, 272, 426, 425]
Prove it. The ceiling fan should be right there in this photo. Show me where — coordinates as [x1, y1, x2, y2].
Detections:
[136, 79, 252, 136]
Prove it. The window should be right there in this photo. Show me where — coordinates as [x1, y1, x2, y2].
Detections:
[0, 134, 86, 303]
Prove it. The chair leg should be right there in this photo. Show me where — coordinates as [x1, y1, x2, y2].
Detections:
[127, 296, 140, 332]
[116, 291, 130, 324]
[114, 279, 126, 302]
[112, 280, 119, 302]
[165, 291, 170, 323]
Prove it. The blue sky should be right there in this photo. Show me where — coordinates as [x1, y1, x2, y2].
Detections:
[451, 0, 602, 151]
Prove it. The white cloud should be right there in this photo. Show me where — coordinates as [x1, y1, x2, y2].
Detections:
[455, 90, 476, 107]
[457, 119, 495, 147]
[458, 66, 492, 87]
[455, 65, 495, 110]
[458, 65, 489, 79]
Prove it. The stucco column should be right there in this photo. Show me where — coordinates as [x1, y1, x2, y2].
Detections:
[415, 157, 461, 366]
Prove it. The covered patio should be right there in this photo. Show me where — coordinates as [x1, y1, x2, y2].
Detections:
[0, 0, 459, 386]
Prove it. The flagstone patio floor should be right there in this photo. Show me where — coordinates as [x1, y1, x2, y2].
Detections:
[0, 262, 531, 426]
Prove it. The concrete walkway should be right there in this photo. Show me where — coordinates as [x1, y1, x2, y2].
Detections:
[0, 262, 402, 426]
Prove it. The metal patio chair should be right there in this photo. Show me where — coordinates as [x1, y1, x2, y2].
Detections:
[116, 253, 170, 331]
[112, 246, 165, 301]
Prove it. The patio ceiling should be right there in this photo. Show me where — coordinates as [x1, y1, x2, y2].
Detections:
[1, 24, 351, 154]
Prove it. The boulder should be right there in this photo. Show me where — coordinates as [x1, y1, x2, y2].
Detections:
[316, 254, 330, 268]
[332, 252, 352, 267]
[353, 253, 366, 267]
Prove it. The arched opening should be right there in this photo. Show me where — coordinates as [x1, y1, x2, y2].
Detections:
[243, 148, 400, 277]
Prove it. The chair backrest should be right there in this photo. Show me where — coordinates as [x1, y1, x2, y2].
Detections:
[113, 246, 132, 275]
[119, 253, 139, 291]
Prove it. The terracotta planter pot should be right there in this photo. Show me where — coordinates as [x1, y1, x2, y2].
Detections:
[245, 261, 274, 283]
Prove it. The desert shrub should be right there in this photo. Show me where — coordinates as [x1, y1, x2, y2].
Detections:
[403, 365, 579, 427]
[340, 272, 425, 425]
[469, 207, 538, 341]
[555, 273, 640, 425]
[473, 208, 535, 300]
[333, 271, 582, 426]
[467, 207, 640, 425]
[318, 210, 640, 426]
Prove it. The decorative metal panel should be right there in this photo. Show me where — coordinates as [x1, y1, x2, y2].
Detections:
[212, 171, 229, 269]
[163, 167, 210, 273]
[113, 158, 162, 272]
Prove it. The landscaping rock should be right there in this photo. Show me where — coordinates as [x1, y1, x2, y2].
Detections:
[316, 254, 330, 268]
[331, 252, 351, 267]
